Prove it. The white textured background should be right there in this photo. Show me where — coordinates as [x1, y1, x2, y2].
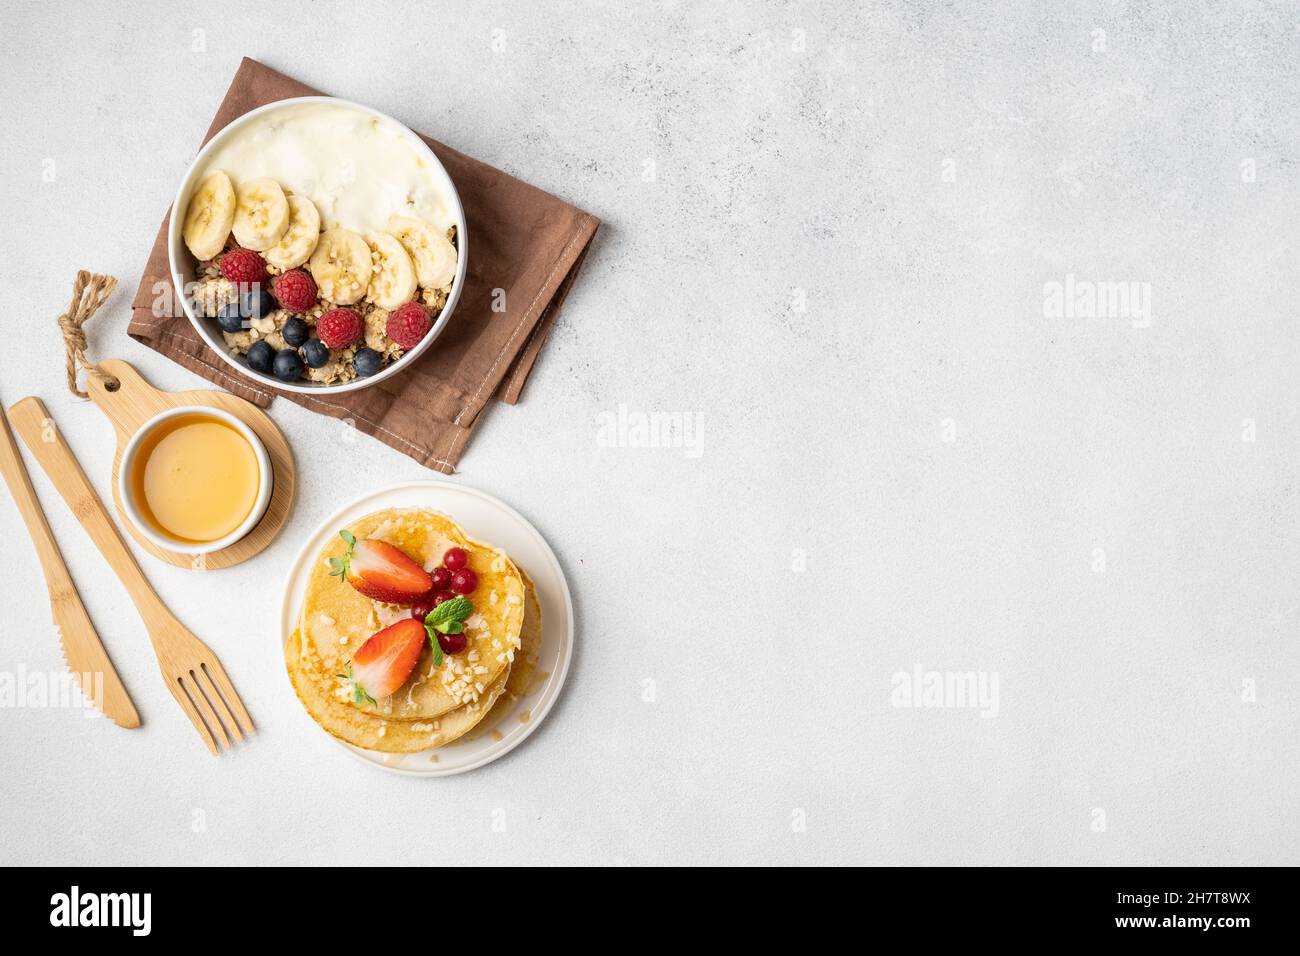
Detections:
[0, 0, 1296, 866]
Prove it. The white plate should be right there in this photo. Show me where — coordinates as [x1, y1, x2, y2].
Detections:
[278, 480, 573, 776]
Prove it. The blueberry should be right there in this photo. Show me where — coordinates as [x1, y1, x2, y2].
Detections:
[353, 347, 382, 377]
[282, 317, 309, 347]
[242, 287, 275, 321]
[301, 339, 330, 369]
[272, 349, 304, 383]
[246, 341, 275, 374]
[216, 301, 245, 333]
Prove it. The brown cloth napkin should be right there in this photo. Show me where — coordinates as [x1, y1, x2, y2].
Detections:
[129, 58, 599, 474]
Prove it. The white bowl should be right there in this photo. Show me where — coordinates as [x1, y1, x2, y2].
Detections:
[167, 96, 469, 395]
[118, 406, 274, 556]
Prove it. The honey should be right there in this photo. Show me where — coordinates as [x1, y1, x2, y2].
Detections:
[130, 413, 260, 544]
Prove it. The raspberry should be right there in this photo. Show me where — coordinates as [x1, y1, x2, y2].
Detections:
[272, 269, 317, 312]
[220, 248, 266, 287]
[385, 302, 432, 349]
[317, 308, 363, 349]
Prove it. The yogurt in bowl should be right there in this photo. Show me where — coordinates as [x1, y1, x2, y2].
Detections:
[168, 97, 468, 395]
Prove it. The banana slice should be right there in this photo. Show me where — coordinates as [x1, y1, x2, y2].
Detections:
[387, 216, 457, 290]
[182, 171, 236, 260]
[232, 177, 290, 251]
[309, 228, 371, 304]
[264, 194, 321, 271]
[365, 233, 418, 308]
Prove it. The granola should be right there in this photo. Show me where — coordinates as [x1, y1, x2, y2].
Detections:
[191, 221, 456, 386]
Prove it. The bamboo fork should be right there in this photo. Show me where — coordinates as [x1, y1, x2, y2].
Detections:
[8, 397, 254, 755]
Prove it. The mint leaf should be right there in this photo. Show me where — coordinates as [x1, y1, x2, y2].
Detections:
[332, 532, 357, 582]
[422, 599, 471, 668]
[426, 597, 472, 633]
[337, 663, 374, 707]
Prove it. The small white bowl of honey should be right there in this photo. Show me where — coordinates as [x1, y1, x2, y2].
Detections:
[118, 406, 272, 555]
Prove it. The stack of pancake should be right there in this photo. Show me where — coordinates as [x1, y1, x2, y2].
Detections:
[285, 508, 540, 752]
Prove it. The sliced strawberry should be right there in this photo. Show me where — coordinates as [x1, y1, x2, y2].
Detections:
[329, 531, 431, 604]
[341, 618, 427, 703]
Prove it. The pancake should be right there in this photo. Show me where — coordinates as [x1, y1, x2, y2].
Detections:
[284, 567, 543, 754]
[285, 628, 510, 752]
[461, 566, 544, 742]
[297, 508, 525, 721]
[503, 566, 542, 702]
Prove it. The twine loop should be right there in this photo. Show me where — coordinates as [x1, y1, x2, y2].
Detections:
[58, 270, 118, 397]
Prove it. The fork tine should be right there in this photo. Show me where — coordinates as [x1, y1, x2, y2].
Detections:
[166, 677, 218, 755]
[185, 670, 233, 750]
[179, 673, 230, 751]
[202, 660, 255, 735]
[194, 667, 244, 743]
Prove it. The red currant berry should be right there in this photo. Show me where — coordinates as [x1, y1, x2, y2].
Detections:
[436, 631, 468, 654]
[410, 599, 435, 621]
[451, 569, 478, 594]
[430, 567, 453, 590]
[443, 547, 469, 571]
[431, 590, 456, 607]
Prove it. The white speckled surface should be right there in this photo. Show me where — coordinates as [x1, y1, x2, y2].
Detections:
[0, 1, 1296, 866]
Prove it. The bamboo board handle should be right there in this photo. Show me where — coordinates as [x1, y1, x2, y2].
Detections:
[8, 398, 175, 632]
[85, 361, 167, 436]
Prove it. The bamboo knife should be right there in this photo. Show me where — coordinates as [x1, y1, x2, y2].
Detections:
[0, 397, 139, 728]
